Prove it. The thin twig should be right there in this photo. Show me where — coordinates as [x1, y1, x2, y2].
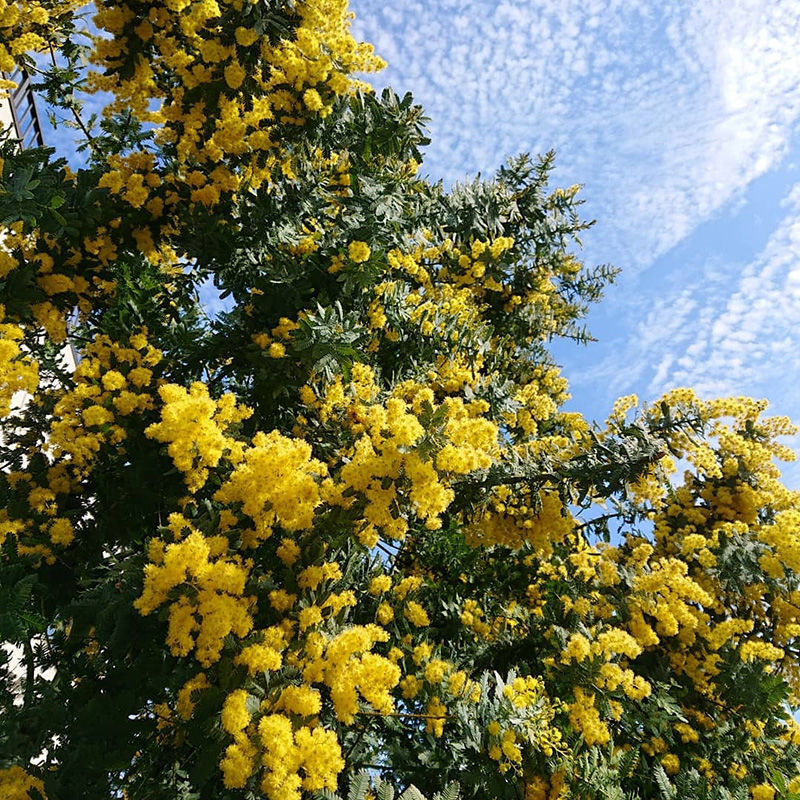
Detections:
[573, 511, 624, 532]
[47, 42, 95, 143]
[22, 637, 35, 707]
[357, 710, 451, 721]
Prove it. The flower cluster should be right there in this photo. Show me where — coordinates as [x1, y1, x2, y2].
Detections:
[49, 332, 161, 477]
[0, 331, 161, 561]
[0, 308, 38, 417]
[0, 766, 46, 800]
[90, 0, 384, 206]
[0, 0, 81, 94]
[0, 205, 128, 346]
[212, 430, 326, 545]
[145, 382, 252, 492]
[486, 674, 562, 774]
[299, 366, 500, 545]
[134, 513, 254, 665]
[467, 489, 574, 553]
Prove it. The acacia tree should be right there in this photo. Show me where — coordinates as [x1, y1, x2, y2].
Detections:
[1, 2, 800, 800]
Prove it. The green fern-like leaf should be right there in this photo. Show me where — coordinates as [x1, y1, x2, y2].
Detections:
[397, 785, 425, 800]
[653, 764, 676, 800]
[375, 780, 396, 800]
[314, 790, 341, 800]
[345, 772, 373, 800]
[432, 785, 461, 800]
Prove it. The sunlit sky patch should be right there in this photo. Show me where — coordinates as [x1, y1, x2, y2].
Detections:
[351, 0, 800, 485]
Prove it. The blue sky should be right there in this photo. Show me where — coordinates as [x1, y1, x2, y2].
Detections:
[350, 0, 800, 484]
[36, 1, 800, 484]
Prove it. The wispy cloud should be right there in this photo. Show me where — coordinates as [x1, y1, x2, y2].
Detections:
[351, 0, 800, 268]
[569, 179, 800, 431]
[635, 182, 800, 401]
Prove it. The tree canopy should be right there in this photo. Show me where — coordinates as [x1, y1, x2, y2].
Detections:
[1, 3, 800, 800]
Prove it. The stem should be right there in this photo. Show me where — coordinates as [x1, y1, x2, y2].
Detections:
[46, 42, 95, 144]
[574, 512, 623, 532]
[22, 637, 35, 707]
[375, 539, 397, 560]
[357, 710, 451, 721]
[343, 721, 369, 765]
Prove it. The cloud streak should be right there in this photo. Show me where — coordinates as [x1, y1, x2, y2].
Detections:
[638, 182, 800, 401]
[351, 0, 800, 268]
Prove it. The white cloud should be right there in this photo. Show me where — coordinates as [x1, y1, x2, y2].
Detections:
[350, 0, 800, 268]
[601, 181, 800, 405]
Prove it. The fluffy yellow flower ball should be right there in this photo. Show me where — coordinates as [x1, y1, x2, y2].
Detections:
[348, 241, 371, 263]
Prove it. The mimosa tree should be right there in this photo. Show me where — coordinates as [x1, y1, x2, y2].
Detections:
[1, 3, 800, 800]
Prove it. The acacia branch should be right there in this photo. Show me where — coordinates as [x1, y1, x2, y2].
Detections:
[22, 637, 35, 707]
[357, 710, 451, 721]
[46, 42, 95, 144]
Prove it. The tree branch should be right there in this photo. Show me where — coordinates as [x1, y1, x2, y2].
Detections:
[46, 42, 95, 144]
